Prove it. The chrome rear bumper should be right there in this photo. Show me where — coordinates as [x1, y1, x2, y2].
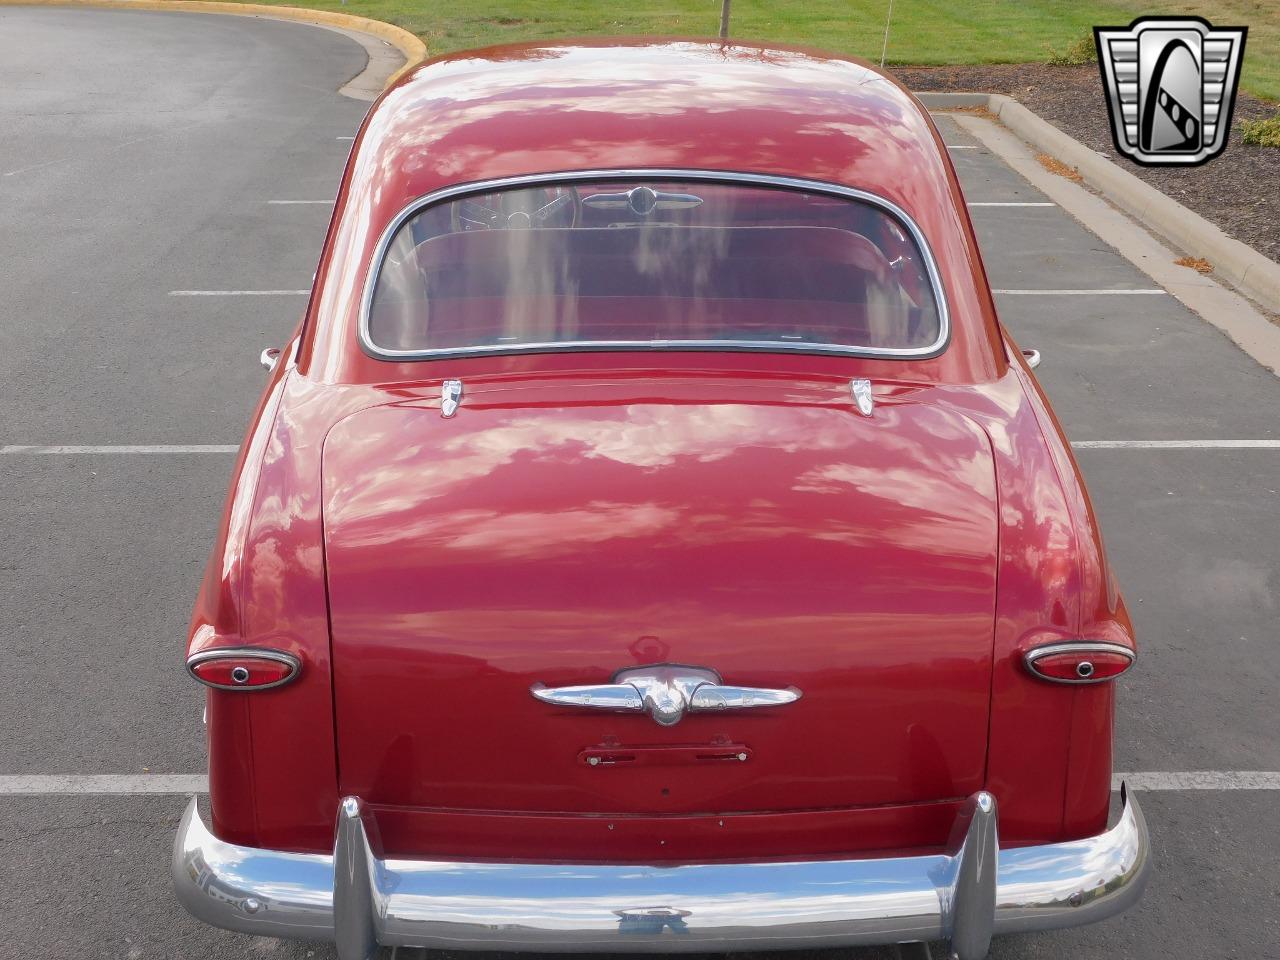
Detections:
[173, 786, 1149, 960]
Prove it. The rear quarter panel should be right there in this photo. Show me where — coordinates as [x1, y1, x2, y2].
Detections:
[939, 349, 1132, 845]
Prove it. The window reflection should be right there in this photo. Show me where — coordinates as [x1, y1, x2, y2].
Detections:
[368, 179, 942, 356]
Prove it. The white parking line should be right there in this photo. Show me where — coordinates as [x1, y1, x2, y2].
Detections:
[967, 201, 1056, 207]
[337, 136, 355, 140]
[0, 775, 208, 794]
[169, 289, 309, 296]
[266, 200, 333, 205]
[3, 772, 1277, 795]
[946, 144, 978, 149]
[1074, 440, 1280, 449]
[1115, 771, 1280, 791]
[1, 445, 238, 454]
[992, 288, 1167, 295]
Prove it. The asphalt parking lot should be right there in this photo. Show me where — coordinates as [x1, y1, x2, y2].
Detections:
[2, 7, 1278, 960]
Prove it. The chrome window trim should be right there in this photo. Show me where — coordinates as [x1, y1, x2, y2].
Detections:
[1023, 641, 1136, 685]
[357, 169, 952, 362]
[185, 647, 302, 692]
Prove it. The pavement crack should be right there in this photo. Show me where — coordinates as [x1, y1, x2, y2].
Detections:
[0, 817, 162, 844]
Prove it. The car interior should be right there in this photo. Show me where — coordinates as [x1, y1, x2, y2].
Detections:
[367, 181, 941, 354]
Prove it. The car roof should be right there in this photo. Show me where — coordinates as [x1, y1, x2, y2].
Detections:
[301, 39, 1005, 383]
[359, 38, 948, 214]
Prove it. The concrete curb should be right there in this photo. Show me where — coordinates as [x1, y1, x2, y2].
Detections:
[949, 112, 1280, 374]
[913, 92, 990, 110]
[0, 0, 427, 89]
[918, 91, 1280, 316]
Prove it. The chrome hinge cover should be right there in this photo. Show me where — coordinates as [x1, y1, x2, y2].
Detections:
[851, 378, 874, 416]
[441, 379, 463, 418]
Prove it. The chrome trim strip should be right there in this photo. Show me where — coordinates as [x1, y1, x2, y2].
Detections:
[184, 647, 302, 692]
[357, 170, 952, 362]
[1023, 641, 1136, 685]
[173, 787, 1150, 954]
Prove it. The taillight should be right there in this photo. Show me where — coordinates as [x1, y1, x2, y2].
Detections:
[1024, 641, 1134, 684]
[186, 648, 300, 691]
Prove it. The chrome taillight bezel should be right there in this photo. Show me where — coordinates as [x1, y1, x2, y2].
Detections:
[186, 647, 302, 691]
[1023, 641, 1135, 684]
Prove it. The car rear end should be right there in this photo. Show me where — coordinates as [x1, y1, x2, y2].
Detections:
[174, 42, 1147, 960]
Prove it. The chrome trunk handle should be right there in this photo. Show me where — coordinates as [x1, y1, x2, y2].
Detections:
[531, 665, 800, 726]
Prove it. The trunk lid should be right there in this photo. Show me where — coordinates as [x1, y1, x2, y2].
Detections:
[323, 378, 997, 815]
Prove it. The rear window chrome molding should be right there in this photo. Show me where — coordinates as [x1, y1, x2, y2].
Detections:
[357, 169, 953, 362]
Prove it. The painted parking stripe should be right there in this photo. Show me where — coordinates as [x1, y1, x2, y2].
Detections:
[1115, 771, 1280, 791]
[4, 772, 1279, 795]
[169, 289, 310, 296]
[1, 444, 239, 454]
[992, 288, 1167, 295]
[0, 775, 209, 794]
[967, 201, 1056, 207]
[946, 144, 978, 149]
[1074, 440, 1280, 449]
[337, 135, 355, 140]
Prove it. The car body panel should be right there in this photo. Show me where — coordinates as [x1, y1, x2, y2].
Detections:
[322, 381, 998, 819]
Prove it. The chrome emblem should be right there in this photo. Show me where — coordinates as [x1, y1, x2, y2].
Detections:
[531, 664, 800, 727]
[1094, 17, 1247, 166]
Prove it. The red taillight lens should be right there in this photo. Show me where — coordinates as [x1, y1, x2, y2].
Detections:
[1025, 642, 1134, 684]
[187, 649, 300, 691]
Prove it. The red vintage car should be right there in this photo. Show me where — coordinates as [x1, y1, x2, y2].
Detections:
[172, 39, 1149, 960]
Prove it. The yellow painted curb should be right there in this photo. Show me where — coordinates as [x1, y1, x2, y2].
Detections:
[0, 0, 427, 89]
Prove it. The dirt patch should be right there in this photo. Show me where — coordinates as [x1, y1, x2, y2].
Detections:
[1175, 256, 1214, 274]
[1035, 153, 1082, 182]
[898, 64, 1280, 266]
[945, 104, 996, 120]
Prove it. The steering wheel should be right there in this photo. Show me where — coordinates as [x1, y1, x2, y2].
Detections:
[451, 186, 581, 232]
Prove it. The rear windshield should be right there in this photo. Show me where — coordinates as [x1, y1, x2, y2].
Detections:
[364, 178, 945, 358]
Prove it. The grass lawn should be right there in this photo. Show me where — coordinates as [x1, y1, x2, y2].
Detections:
[218, 0, 1278, 100]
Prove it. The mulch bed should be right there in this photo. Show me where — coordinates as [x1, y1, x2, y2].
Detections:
[895, 64, 1280, 266]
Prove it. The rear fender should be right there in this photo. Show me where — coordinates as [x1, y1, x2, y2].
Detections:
[1010, 351, 1133, 838]
[188, 370, 362, 851]
[976, 360, 1132, 844]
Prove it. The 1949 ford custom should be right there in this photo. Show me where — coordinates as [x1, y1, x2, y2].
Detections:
[173, 39, 1149, 960]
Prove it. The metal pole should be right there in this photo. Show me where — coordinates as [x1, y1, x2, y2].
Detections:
[879, 0, 895, 68]
[719, 0, 731, 39]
